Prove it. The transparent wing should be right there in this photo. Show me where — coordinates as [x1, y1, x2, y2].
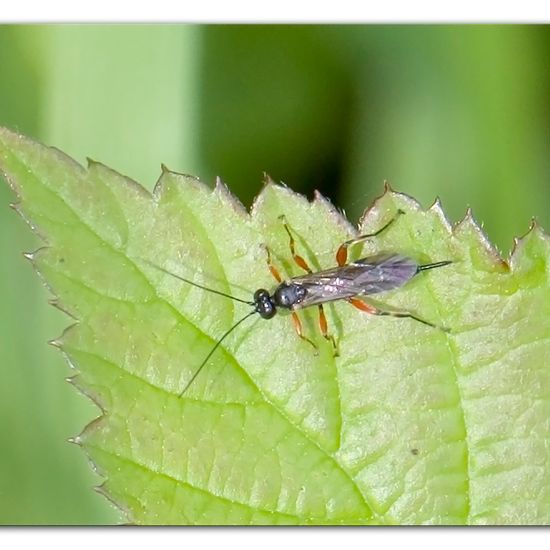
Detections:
[290, 253, 419, 309]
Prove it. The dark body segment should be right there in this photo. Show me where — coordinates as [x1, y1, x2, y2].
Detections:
[278, 253, 419, 310]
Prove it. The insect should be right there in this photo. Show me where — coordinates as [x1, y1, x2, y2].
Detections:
[147, 209, 451, 396]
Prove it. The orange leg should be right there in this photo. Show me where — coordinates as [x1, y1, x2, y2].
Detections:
[267, 244, 318, 349]
[280, 218, 341, 352]
[291, 311, 317, 350]
[348, 297, 449, 332]
[348, 298, 378, 314]
[280, 216, 313, 273]
[318, 304, 339, 356]
[336, 210, 405, 266]
[265, 246, 283, 283]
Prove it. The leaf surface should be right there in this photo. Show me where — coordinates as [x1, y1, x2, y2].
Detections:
[1, 127, 549, 525]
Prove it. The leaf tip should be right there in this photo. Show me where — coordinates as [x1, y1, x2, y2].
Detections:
[86, 157, 99, 168]
[67, 435, 82, 446]
[312, 188, 335, 210]
[312, 189, 327, 202]
[49, 298, 78, 319]
[252, 173, 286, 214]
[48, 338, 63, 349]
[214, 175, 230, 196]
[359, 184, 419, 230]
[455, 206, 510, 270]
[528, 216, 546, 234]
[509, 216, 549, 264]
[9, 202, 33, 231]
[214, 176, 248, 216]
[383, 179, 395, 193]
[262, 172, 277, 187]
[428, 196, 453, 233]
[92, 483, 129, 521]
[313, 189, 356, 234]
[432, 196, 443, 208]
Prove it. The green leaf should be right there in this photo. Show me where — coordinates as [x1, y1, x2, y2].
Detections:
[1, 127, 549, 525]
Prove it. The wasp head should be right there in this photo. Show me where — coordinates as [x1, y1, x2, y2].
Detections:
[254, 289, 276, 319]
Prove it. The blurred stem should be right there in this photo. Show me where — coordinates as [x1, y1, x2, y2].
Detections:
[340, 25, 550, 254]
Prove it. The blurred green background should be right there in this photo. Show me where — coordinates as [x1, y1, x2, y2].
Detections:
[1, 24, 549, 524]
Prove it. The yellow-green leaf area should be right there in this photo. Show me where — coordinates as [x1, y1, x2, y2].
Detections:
[1, 127, 549, 525]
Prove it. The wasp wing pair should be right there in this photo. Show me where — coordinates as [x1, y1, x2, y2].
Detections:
[288, 252, 425, 307]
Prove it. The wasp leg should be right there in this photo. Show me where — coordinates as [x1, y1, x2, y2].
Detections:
[265, 246, 283, 283]
[280, 216, 313, 274]
[348, 297, 450, 333]
[336, 209, 405, 266]
[291, 311, 318, 351]
[318, 304, 339, 356]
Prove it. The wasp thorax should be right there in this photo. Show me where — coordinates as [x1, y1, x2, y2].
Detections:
[273, 283, 306, 309]
[254, 288, 276, 319]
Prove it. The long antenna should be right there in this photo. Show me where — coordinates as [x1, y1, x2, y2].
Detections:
[142, 259, 254, 305]
[417, 260, 453, 272]
[178, 310, 258, 396]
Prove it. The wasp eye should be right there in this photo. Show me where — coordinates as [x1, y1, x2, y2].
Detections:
[254, 289, 276, 319]
[254, 289, 269, 301]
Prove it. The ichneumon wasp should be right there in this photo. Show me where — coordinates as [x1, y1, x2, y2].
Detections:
[146, 209, 452, 396]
